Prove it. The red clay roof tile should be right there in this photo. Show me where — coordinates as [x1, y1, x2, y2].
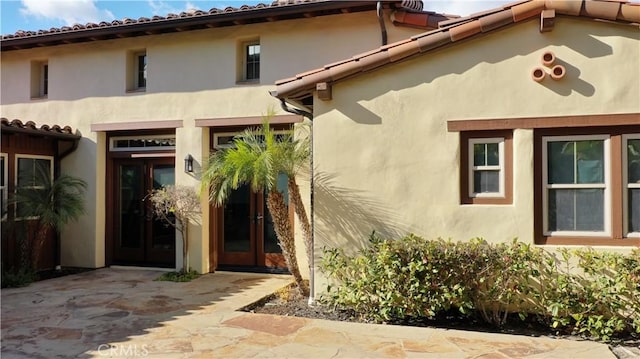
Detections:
[272, 0, 640, 100]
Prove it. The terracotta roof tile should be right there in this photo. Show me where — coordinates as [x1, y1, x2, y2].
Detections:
[1, 118, 78, 137]
[272, 0, 640, 100]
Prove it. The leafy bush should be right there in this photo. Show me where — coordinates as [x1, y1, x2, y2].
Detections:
[155, 269, 200, 282]
[1, 267, 36, 288]
[320, 233, 640, 341]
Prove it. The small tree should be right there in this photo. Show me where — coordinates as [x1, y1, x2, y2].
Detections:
[201, 117, 311, 297]
[12, 165, 87, 271]
[148, 185, 200, 273]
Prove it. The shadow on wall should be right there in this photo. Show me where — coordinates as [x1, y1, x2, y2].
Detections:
[328, 18, 625, 124]
[314, 171, 412, 252]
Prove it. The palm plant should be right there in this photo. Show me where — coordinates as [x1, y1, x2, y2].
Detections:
[202, 119, 311, 296]
[12, 164, 87, 271]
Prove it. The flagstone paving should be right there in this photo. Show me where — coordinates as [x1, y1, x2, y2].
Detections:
[1, 268, 620, 358]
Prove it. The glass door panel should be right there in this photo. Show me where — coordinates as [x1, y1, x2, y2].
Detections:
[224, 184, 252, 253]
[114, 162, 145, 263]
[150, 164, 175, 250]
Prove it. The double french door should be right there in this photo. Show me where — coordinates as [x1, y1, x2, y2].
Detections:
[112, 158, 175, 267]
[217, 178, 287, 269]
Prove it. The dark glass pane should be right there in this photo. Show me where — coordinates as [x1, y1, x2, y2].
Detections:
[152, 165, 174, 189]
[0, 157, 4, 186]
[151, 165, 176, 249]
[548, 141, 574, 184]
[630, 189, 640, 233]
[224, 185, 251, 252]
[43, 64, 48, 95]
[473, 143, 485, 166]
[264, 173, 288, 254]
[576, 141, 603, 184]
[486, 143, 499, 166]
[474, 170, 499, 193]
[628, 140, 640, 183]
[115, 139, 129, 148]
[137, 54, 147, 88]
[34, 159, 51, 186]
[17, 158, 33, 186]
[119, 165, 142, 248]
[548, 189, 604, 232]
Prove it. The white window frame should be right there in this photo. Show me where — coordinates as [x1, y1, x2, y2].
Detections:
[623, 134, 640, 237]
[468, 137, 505, 198]
[14, 154, 54, 220]
[242, 40, 260, 81]
[214, 130, 289, 150]
[542, 135, 611, 237]
[1, 153, 7, 220]
[110, 135, 176, 152]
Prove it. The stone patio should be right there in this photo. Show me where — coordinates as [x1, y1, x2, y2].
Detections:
[0, 268, 620, 358]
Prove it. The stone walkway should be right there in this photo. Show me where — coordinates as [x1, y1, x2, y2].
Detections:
[1, 268, 620, 358]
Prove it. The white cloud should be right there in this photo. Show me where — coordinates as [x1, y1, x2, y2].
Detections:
[147, 0, 199, 15]
[423, 1, 513, 16]
[19, 0, 115, 26]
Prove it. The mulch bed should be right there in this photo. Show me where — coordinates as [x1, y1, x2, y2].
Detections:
[36, 267, 94, 281]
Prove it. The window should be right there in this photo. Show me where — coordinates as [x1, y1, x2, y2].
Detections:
[127, 50, 147, 91]
[460, 130, 512, 204]
[1, 153, 7, 219]
[238, 40, 260, 82]
[110, 135, 175, 152]
[15, 155, 53, 219]
[30, 60, 48, 98]
[624, 135, 640, 237]
[542, 135, 610, 236]
[535, 127, 640, 245]
[469, 138, 504, 197]
[136, 53, 147, 89]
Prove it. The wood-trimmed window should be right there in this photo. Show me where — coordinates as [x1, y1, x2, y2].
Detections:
[127, 50, 147, 92]
[14, 155, 53, 219]
[30, 60, 48, 99]
[624, 134, 640, 237]
[534, 127, 640, 246]
[460, 130, 513, 205]
[1, 153, 7, 220]
[237, 39, 260, 83]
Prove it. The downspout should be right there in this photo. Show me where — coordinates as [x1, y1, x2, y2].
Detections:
[54, 136, 80, 270]
[277, 98, 316, 306]
[377, 1, 388, 46]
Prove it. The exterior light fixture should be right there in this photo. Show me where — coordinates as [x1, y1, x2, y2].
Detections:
[184, 154, 194, 173]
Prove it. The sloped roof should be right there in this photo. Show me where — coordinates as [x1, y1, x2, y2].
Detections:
[272, 0, 640, 101]
[1, 0, 425, 51]
[1, 118, 80, 140]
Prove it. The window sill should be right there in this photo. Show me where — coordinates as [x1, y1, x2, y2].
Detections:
[537, 236, 640, 246]
[462, 197, 511, 205]
[126, 88, 146, 94]
[30, 96, 48, 101]
[236, 79, 260, 86]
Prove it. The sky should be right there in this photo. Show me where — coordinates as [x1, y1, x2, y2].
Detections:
[0, 0, 515, 35]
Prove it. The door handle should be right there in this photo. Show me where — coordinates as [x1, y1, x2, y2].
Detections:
[256, 214, 264, 221]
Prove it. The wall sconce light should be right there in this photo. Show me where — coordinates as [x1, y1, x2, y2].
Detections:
[184, 154, 194, 173]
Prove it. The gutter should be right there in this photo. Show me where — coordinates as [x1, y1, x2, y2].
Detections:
[275, 97, 316, 306]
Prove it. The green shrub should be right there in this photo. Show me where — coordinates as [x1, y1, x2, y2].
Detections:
[155, 269, 200, 282]
[320, 234, 639, 341]
[1, 267, 36, 288]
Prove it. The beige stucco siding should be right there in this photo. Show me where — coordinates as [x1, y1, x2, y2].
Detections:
[0, 10, 422, 271]
[311, 16, 639, 273]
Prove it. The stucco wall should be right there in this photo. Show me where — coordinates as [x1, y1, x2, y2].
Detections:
[0, 10, 421, 271]
[311, 18, 639, 289]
